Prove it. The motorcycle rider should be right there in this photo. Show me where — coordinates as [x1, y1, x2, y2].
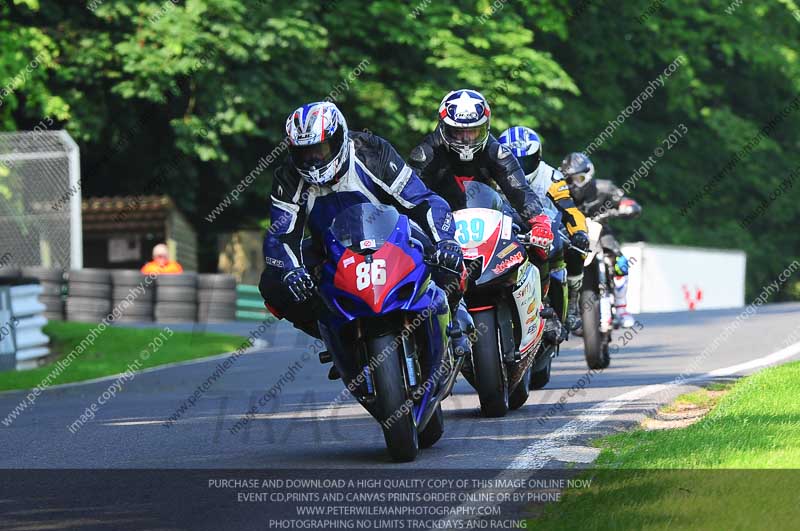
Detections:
[408, 89, 555, 287]
[559, 152, 642, 328]
[498, 126, 590, 332]
[260, 101, 474, 356]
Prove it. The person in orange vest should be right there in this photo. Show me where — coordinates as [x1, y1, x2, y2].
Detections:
[141, 243, 183, 275]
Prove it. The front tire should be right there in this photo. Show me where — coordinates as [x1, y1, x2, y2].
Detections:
[471, 310, 509, 417]
[369, 334, 419, 462]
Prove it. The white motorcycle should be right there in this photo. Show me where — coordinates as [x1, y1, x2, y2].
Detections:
[452, 182, 548, 417]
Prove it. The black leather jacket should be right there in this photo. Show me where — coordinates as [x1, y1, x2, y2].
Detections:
[409, 128, 547, 220]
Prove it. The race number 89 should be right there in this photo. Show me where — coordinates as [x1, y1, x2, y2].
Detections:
[356, 259, 387, 290]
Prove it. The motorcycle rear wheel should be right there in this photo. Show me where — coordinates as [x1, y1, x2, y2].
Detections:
[531, 356, 552, 389]
[419, 404, 444, 448]
[509, 365, 531, 409]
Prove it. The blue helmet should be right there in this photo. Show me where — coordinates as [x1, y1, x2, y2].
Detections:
[437, 89, 491, 161]
[285, 101, 350, 185]
[498, 126, 542, 176]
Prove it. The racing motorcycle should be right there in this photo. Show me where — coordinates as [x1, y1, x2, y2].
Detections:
[579, 199, 640, 369]
[316, 203, 461, 462]
[452, 181, 547, 417]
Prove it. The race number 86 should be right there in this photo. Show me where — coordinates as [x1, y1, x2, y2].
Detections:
[356, 259, 387, 290]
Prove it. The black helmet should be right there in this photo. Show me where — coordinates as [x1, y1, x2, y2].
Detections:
[560, 152, 595, 202]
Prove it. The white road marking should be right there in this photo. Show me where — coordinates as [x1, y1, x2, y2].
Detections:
[0, 345, 267, 397]
[510, 339, 800, 469]
[432, 340, 800, 530]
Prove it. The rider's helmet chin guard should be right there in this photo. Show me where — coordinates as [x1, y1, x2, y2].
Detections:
[559, 152, 595, 201]
[438, 89, 491, 162]
[285, 101, 350, 186]
[498, 126, 542, 177]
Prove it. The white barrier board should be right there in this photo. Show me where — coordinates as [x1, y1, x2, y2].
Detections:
[621, 243, 746, 313]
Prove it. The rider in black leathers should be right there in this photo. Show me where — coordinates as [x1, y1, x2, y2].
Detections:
[560, 153, 642, 328]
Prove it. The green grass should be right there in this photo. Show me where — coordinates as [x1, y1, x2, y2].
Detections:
[530, 361, 800, 530]
[0, 321, 244, 391]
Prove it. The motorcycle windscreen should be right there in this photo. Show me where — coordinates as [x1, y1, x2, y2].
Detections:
[461, 181, 505, 211]
[331, 203, 400, 252]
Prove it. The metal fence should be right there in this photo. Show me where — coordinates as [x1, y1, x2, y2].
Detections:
[0, 131, 82, 270]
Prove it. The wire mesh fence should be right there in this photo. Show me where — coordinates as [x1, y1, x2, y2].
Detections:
[0, 131, 81, 270]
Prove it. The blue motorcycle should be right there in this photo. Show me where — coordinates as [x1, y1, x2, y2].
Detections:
[316, 203, 461, 462]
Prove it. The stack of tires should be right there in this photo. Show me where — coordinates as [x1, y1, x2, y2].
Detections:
[111, 271, 155, 322]
[21, 267, 65, 320]
[0, 267, 21, 280]
[197, 274, 237, 322]
[66, 269, 112, 323]
[155, 273, 198, 323]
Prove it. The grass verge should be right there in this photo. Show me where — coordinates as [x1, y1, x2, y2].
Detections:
[529, 361, 800, 530]
[0, 321, 244, 392]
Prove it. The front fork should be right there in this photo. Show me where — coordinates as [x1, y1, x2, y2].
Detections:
[599, 256, 614, 333]
[356, 319, 420, 397]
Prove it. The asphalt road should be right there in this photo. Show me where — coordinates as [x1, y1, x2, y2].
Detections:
[1, 303, 799, 530]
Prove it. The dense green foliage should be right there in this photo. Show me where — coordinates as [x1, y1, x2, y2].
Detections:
[1, 0, 798, 298]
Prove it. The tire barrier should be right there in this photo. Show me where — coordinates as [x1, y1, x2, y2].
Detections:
[197, 274, 237, 323]
[12, 267, 241, 324]
[66, 269, 112, 323]
[21, 267, 65, 321]
[155, 273, 198, 323]
[111, 270, 155, 323]
[0, 267, 21, 279]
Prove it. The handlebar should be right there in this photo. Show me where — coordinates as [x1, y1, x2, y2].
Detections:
[423, 257, 462, 276]
[592, 210, 616, 222]
[517, 233, 551, 248]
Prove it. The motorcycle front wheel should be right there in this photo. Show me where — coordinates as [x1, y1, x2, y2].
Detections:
[471, 309, 510, 417]
[581, 263, 611, 370]
[369, 334, 419, 462]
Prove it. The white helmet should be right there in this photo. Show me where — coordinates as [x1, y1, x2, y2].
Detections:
[437, 89, 491, 161]
[285, 101, 350, 185]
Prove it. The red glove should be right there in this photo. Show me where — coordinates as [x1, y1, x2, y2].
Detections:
[528, 214, 554, 260]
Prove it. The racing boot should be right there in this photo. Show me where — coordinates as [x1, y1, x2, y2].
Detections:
[613, 274, 635, 328]
[565, 274, 583, 332]
[541, 306, 567, 345]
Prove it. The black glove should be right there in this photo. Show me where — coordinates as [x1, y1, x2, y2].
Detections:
[434, 240, 463, 272]
[572, 231, 590, 255]
[283, 267, 315, 302]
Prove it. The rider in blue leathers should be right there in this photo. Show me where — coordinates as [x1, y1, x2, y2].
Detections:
[260, 102, 473, 354]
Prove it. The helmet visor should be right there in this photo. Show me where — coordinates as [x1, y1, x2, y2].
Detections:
[568, 172, 592, 187]
[290, 127, 344, 172]
[518, 153, 540, 175]
[443, 123, 488, 148]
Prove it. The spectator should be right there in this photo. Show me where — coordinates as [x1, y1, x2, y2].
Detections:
[141, 243, 183, 275]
